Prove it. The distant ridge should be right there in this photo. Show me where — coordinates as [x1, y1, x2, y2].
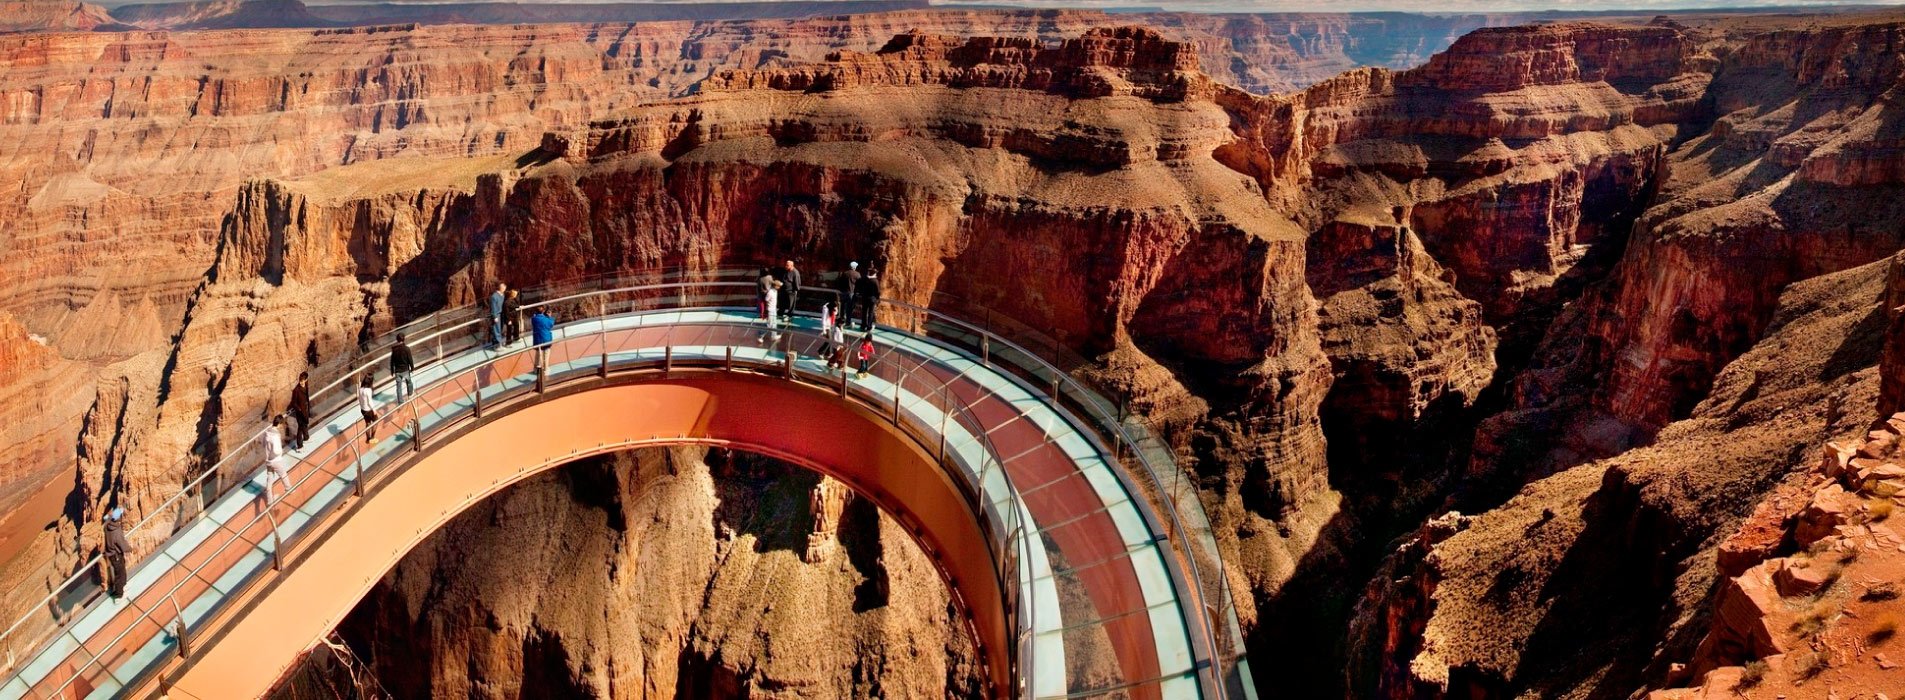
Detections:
[110, 0, 334, 29]
[96, 0, 933, 30]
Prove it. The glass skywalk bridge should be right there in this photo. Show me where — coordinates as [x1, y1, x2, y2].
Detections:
[0, 272, 1255, 699]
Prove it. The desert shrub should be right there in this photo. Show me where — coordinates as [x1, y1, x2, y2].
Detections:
[1870, 617, 1899, 645]
[1793, 650, 1829, 681]
[1735, 660, 1768, 690]
[1863, 582, 1900, 602]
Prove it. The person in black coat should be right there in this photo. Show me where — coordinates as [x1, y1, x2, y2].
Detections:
[502, 289, 523, 344]
[288, 371, 312, 449]
[777, 259, 801, 320]
[857, 270, 881, 330]
[837, 262, 861, 327]
[390, 333, 415, 402]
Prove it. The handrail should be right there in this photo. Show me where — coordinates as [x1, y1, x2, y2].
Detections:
[16, 313, 1047, 698]
[0, 268, 1247, 699]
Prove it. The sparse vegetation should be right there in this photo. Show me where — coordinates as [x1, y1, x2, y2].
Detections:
[1869, 616, 1898, 645]
[1869, 497, 1895, 522]
[1864, 582, 1901, 602]
[1792, 650, 1830, 681]
[1735, 660, 1767, 690]
[1792, 599, 1840, 638]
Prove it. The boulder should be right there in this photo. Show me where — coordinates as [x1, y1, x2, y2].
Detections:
[1798, 484, 1859, 547]
[1772, 559, 1833, 597]
[1822, 440, 1858, 478]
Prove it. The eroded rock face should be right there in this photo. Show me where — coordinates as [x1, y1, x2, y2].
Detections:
[1489, 19, 1905, 476]
[0, 0, 117, 32]
[294, 447, 983, 699]
[1351, 256, 1895, 697]
[17, 11, 1905, 700]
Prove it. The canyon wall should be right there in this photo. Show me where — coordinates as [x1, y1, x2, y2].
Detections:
[0, 7, 1350, 590]
[11, 8, 1905, 699]
[295, 447, 982, 699]
[1336, 16, 1905, 697]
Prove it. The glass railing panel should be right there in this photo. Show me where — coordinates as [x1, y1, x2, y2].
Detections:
[0, 271, 1245, 699]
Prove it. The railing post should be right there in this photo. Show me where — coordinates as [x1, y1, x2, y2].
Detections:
[891, 375, 902, 423]
[411, 403, 423, 453]
[839, 363, 849, 397]
[349, 439, 365, 498]
[725, 346, 734, 372]
[782, 350, 794, 379]
[599, 347, 609, 378]
[665, 345, 674, 375]
[170, 596, 190, 660]
[938, 395, 949, 463]
[980, 333, 990, 365]
[474, 380, 484, 418]
[265, 509, 283, 571]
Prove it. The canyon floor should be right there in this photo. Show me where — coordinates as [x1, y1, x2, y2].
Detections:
[7, 2, 1905, 698]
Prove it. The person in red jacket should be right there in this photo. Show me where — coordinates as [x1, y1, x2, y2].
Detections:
[855, 332, 876, 378]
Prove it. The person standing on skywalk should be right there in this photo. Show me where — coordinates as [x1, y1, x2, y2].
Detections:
[102, 507, 129, 600]
[856, 269, 881, 331]
[390, 333, 415, 403]
[532, 308, 555, 372]
[826, 320, 848, 373]
[760, 272, 783, 345]
[856, 332, 876, 378]
[838, 261, 861, 328]
[288, 371, 312, 450]
[757, 266, 775, 320]
[487, 282, 507, 349]
[504, 289, 523, 345]
[778, 259, 801, 320]
[357, 373, 381, 444]
[263, 415, 290, 503]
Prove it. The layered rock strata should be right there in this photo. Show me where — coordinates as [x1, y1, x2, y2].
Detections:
[15, 11, 1905, 700]
[1350, 255, 1897, 697]
[1648, 416, 1905, 698]
[304, 447, 982, 698]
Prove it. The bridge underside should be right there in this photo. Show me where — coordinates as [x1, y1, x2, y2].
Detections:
[167, 374, 1010, 698]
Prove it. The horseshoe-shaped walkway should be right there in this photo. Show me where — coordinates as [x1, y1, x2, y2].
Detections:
[1, 300, 1244, 699]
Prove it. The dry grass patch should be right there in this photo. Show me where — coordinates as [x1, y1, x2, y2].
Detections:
[1863, 582, 1901, 602]
[1792, 598, 1840, 638]
[1869, 497, 1895, 522]
[1793, 649, 1830, 681]
[1735, 659, 1768, 690]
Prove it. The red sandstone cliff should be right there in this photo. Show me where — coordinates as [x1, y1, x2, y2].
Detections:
[0, 0, 118, 32]
[287, 447, 984, 698]
[12, 10, 1905, 700]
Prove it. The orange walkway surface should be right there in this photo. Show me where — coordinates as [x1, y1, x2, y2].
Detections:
[1, 300, 1233, 699]
[169, 376, 1006, 698]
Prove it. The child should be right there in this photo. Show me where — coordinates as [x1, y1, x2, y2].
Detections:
[855, 333, 875, 378]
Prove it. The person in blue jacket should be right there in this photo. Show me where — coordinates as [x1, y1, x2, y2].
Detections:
[531, 308, 556, 370]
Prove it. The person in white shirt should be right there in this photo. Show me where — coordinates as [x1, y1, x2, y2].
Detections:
[263, 415, 289, 503]
[358, 373, 381, 444]
[826, 322, 847, 372]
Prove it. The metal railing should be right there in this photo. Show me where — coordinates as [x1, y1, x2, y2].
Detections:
[0, 267, 1249, 699]
[10, 311, 1044, 698]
